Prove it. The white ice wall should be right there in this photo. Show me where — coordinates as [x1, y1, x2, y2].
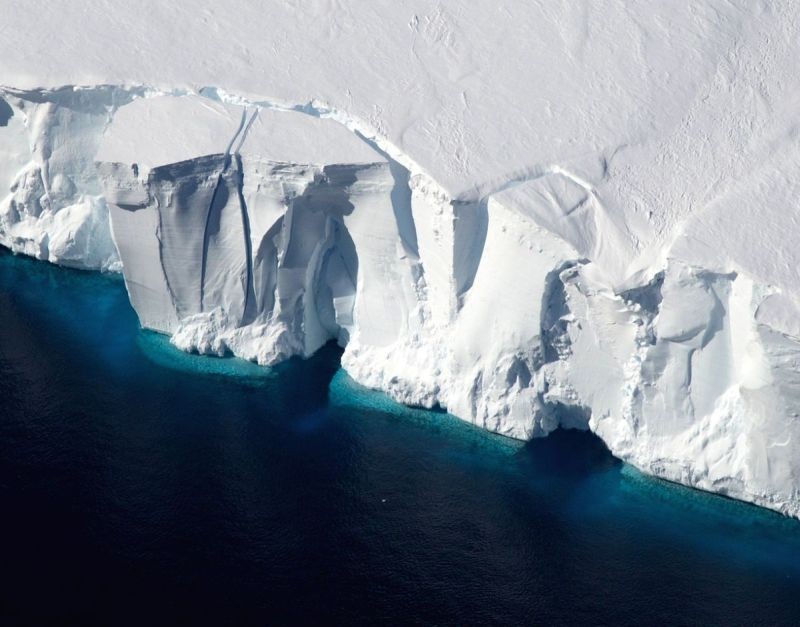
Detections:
[0, 84, 798, 518]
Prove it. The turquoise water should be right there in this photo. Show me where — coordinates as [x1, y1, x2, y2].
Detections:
[0, 248, 798, 625]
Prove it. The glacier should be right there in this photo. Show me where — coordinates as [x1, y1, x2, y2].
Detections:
[1, 0, 799, 517]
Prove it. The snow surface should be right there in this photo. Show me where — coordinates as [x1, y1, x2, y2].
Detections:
[1, 0, 800, 516]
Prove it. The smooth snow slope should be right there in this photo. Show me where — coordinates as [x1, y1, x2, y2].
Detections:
[1, 1, 799, 516]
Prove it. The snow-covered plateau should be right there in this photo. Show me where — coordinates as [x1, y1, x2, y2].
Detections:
[1, 1, 799, 516]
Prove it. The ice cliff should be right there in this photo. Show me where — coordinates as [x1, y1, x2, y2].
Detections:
[1, 0, 799, 517]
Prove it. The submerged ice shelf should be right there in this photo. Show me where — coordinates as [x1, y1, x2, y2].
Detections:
[1, 0, 800, 518]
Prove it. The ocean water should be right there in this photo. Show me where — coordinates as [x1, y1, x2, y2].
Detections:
[0, 248, 798, 626]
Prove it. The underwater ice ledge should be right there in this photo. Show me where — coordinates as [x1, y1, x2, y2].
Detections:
[0, 83, 798, 519]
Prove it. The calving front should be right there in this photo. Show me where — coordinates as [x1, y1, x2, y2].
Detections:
[1, 86, 798, 518]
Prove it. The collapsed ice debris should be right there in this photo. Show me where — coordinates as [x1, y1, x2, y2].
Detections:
[0, 87, 126, 270]
[0, 86, 798, 519]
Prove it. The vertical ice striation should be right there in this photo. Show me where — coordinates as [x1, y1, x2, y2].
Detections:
[96, 95, 418, 366]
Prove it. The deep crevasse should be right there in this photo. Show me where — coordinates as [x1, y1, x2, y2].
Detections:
[0, 85, 798, 518]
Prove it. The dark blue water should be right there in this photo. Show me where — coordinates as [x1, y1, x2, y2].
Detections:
[0, 249, 798, 626]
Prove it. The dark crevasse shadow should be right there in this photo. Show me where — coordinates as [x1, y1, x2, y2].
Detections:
[0, 97, 13, 126]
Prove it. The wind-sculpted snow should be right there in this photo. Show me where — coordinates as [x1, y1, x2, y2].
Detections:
[2, 0, 800, 517]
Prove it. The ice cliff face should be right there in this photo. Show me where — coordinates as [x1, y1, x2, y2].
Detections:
[1, 85, 796, 518]
[97, 95, 416, 367]
[2, 0, 800, 517]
